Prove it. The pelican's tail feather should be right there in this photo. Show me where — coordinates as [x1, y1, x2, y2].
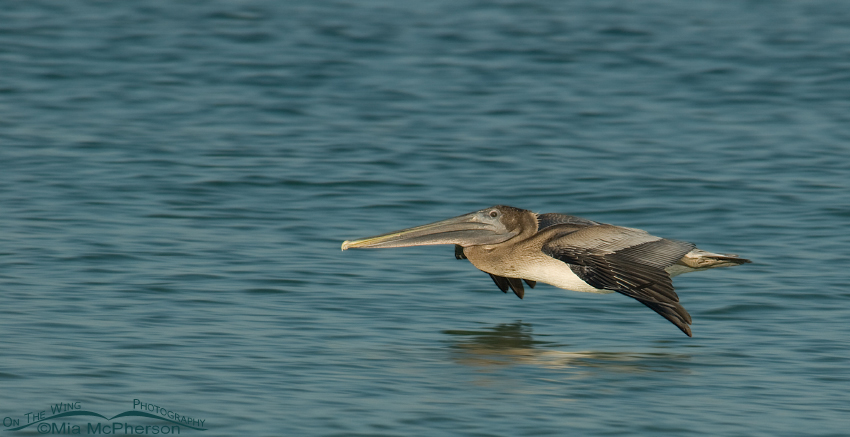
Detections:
[666, 249, 751, 277]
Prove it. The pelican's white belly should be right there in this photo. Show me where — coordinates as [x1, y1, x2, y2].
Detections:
[515, 256, 614, 294]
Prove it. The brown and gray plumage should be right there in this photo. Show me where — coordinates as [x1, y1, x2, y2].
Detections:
[341, 205, 751, 336]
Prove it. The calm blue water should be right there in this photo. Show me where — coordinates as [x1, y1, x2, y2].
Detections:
[2, 1, 850, 435]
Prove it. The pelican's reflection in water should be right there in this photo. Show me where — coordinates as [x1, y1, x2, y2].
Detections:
[443, 322, 691, 373]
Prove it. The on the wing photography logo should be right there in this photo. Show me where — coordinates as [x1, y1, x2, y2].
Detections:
[3, 400, 206, 434]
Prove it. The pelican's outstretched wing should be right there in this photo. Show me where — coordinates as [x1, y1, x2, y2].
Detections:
[540, 224, 696, 336]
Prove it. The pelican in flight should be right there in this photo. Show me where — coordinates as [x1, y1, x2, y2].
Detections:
[341, 205, 750, 336]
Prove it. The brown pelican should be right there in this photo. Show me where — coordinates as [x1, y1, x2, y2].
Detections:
[341, 205, 750, 336]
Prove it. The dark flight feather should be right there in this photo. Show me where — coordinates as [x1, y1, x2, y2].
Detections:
[489, 274, 509, 293]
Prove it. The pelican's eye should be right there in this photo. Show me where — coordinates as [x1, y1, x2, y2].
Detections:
[489, 210, 499, 218]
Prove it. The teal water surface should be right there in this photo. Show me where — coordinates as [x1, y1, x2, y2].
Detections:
[2, 1, 850, 435]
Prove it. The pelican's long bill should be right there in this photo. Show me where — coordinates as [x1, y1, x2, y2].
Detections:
[341, 208, 518, 250]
